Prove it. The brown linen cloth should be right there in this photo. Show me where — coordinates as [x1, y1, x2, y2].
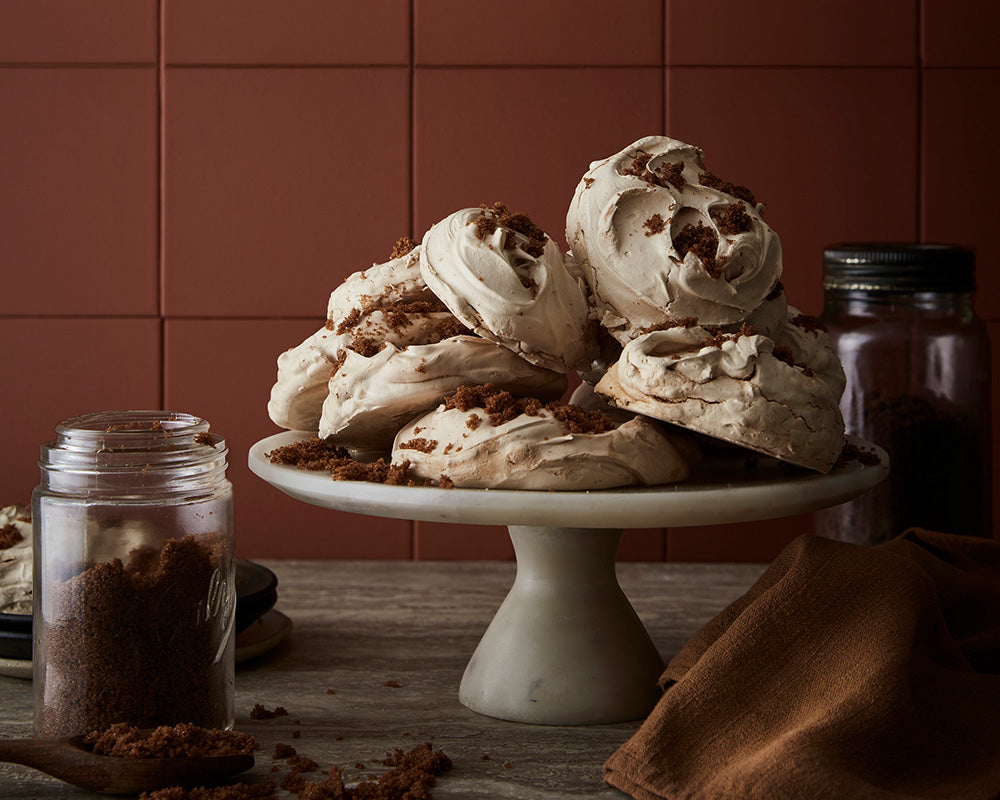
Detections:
[604, 530, 1000, 800]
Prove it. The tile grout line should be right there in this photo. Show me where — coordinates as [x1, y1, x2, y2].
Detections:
[158, 0, 167, 410]
[409, 0, 417, 561]
[915, 0, 924, 243]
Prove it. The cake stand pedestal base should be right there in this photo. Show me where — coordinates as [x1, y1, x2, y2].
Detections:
[459, 526, 664, 725]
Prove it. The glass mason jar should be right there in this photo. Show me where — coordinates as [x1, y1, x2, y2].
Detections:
[815, 244, 993, 545]
[32, 411, 235, 736]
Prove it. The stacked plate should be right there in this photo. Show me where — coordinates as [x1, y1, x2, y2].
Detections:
[0, 559, 291, 679]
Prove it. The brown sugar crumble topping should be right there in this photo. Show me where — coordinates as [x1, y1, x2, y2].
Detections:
[266, 438, 439, 487]
[397, 438, 438, 454]
[638, 316, 699, 335]
[674, 221, 725, 279]
[698, 170, 758, 206]
[389, 235, 417, 259]
[623, 152, 686, 191]
[84, 722, 256, 759]
[765, 280, 785, 301]
[0, 523, 23, 550]
[443, 384, 618, 435]
[643, 213, 666, 236]
[791, 312, 827, 334]
[583, 177, 595, 188]
[472, 202, 548, 259]
[194, 432, 215, 447]
[772, 344, 816, 377]
[710, 202, 753, 235]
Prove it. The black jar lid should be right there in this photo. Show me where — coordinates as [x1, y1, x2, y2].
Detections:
[823, 243, 975, 292]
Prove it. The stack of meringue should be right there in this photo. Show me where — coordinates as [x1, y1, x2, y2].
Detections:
[268, 136, 845, 489]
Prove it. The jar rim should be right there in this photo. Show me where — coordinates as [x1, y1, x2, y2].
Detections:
[823, 242, 975, 293]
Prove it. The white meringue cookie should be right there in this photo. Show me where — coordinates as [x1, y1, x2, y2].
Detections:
[595, 326, 844, 472]
[420, 206, 598, 373]
[566, 136, 783, 341]
[0, 505, 32, 615]
[393, 399, 694, 490]
[319, 335, 567, 454]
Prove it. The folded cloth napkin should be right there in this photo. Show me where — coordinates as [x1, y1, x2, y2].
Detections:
[604, 530, 1000, 800]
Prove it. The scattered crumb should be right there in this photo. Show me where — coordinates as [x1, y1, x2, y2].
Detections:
[326, 689, 337, 695]
[836, 441, 882, 467]
[383, 680, 401, 688]
[272, 743, 297, 760]
[250, 704, 288, 720]
[293, 730, 302, 740]
[139, 783, 276, 800]
[84, 722, 256, 759]
[791, 312, 827, 334]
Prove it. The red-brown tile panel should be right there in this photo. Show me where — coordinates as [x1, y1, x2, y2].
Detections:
[164, 0, 409, 65]
[666, 0, 915, 66]
[415, 0, 662, 66]
[618, 529, 667, 561]
[164, 319, 412, 558]
[0, 0, 156, 63]
[0, 68, 158, 315]
[922, 0, 1000, 67]
[414, 67, 664, 246]
[414, 522, 514, 560]
[0, 318, 161, 506]
[666, 514, 813, 562]
[163, 67, 410, 317]
[668, 67, 918, 316]
[922, 68, 1000, 320]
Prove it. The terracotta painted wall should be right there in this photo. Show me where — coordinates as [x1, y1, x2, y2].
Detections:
[1, 0, 998, 562]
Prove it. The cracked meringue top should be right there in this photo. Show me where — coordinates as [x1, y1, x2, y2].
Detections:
[420, 203, 598, 373]
[566, 136, 783, 341]
[392, 384, 694, 490]
[595, 324, 845, 472]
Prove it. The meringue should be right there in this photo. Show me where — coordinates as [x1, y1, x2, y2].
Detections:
[421, 205, 598, 373]
[0, 505, 32, 615]
[566, 136, 783, 341]
[319, 335, 567, 454]
[595, 326, 845, 472]
[393, 388, 694, 490]
[269, 243, 468, 432]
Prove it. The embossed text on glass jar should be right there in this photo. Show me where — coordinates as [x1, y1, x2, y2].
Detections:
[32, 411, 235, 736]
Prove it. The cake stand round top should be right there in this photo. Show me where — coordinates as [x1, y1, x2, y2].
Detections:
[249, 432, 887, 529]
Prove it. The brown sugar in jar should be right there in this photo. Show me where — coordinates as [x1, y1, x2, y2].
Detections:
[816, 244, 993, 544]
[32, 411, 235, 736]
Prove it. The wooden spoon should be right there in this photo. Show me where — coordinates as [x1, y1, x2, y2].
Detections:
[0, 734, 255, 794]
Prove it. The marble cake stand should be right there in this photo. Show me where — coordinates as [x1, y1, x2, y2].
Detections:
[249, 432, 887, 726]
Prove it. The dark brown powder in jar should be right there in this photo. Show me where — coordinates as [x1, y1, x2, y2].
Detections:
[37, 535, 232, 736]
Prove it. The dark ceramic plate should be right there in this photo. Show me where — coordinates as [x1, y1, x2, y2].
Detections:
[0, 559, 277, 660]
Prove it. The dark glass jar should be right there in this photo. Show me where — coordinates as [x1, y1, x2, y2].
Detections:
[32, 411, 235, 736]
[815, 244, 992, 545]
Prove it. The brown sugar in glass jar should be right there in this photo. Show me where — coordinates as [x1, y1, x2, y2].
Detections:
[32, 411, 235, 736]
[816, 244, 992, 544]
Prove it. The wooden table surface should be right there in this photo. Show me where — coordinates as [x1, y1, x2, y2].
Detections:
[0, 559, 765, 798]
